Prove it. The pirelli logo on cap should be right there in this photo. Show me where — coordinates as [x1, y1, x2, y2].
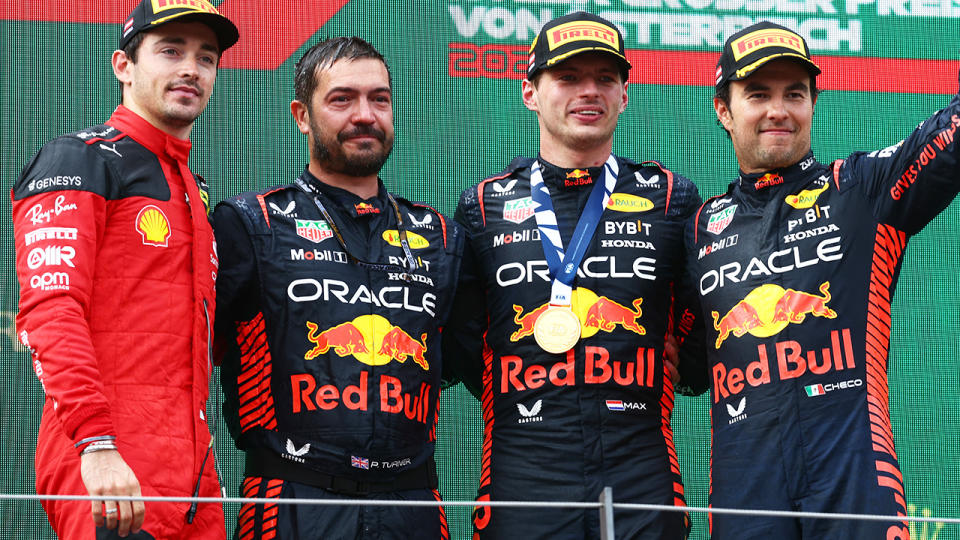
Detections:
[547, 21, 619, 50]
[731, 29, 805, 61]
[151, 0, 220, 14]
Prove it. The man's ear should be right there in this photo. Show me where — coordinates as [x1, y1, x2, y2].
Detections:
[521, 78, 539, 113]
[714, 96, 732, 131]
[290, 100, 311, 135]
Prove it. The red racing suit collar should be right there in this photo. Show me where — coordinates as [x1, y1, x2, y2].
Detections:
[106, 104, 192, 164]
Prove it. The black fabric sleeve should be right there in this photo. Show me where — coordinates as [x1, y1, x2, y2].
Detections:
[675, 203, 710, 397]
[440, 190, 487, 400]
[842, 73, 960, 235]
[212, 201, 260, 445]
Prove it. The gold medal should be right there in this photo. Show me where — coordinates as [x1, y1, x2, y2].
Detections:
[534, 305, 581, 354]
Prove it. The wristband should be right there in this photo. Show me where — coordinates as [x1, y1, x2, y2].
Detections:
[75, 435, 117, 455]
[74, 435, 116, 448]
[80, 441, 118, 455]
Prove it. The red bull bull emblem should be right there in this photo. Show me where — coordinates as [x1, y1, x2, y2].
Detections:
[355, 202, 380, 215]
[565, 168, 593, 187]
[712, 281, 837, 349]
[294, 316, 432, 422]
[511, 288, 645, 343]
[304, 315, 429, 370]
[754, 172, 785, 190]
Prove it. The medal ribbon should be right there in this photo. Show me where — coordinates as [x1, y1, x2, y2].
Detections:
[529, 155, 618, 306]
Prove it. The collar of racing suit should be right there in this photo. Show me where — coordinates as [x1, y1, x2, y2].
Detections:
[300, 168, 389, 219]
[736, 151, 820, 196]
[107, 104, 192, 164]
[537, 155, 605, 190]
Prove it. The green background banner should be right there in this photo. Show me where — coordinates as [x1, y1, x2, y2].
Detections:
[1, 1, 958, 538]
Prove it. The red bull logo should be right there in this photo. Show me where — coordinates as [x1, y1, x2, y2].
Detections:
[565, 169, 592, 187]
[355, 202, 380, 215]
[713, 328, 855, 403]
[712, 282, 837, 349]
[379, 326, 429, 370]
[501, 345, 657, 393]
[511, 303, 549, 341]
[510, 288, 645, 342]
[305, 321, 368, 359]
[291, 370, 433, 425]
[304, 315, 428, 371]
[584, 297, 645, 335]
[754, 172, 785, 190]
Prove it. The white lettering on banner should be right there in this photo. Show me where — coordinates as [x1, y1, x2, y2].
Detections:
[604, 221, 652, 236]
[601, 239, 656, 249]
[30, 272, 70, 291]
[286, 278, 437, 316]
[448, 5, 551, 40]
[494, 229, 540, 247]
[290, 248, 348, 264]
[496, 256, 657, 286]
[28, 175, 82, 192]
[27, 246, 76, 269]
[699, 236, 842, 295]
[447, 4, 874, 53]
[389, 256, 431, 272]
[25, 195, 79, 225]
[24, 227, 78, 246]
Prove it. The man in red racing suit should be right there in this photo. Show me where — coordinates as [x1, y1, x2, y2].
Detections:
[11, 1, 237, 538]
[681, 21, 960, 539]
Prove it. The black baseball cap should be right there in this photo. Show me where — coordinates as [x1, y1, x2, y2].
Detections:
[119, 0, 239, 52]
[715, 21, 820, 89]
[527, 11, 631, 80]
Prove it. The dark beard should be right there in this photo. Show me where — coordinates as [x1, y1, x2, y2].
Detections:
[312, 125, 393, 177]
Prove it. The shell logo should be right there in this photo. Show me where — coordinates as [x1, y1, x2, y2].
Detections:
[136, 205, 171, 247]
[382, 230, 430, 249]
[606, 193, 654, 213]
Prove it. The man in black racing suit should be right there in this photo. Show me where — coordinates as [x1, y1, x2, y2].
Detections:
[214, 38, 461, 539]
[444, 12, 704, 539]
[682, 21, 960, 539]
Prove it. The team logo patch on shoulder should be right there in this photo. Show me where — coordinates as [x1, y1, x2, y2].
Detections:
[296, 219, 333, 243]
[270, 200, 296, 216]
[491, 179, 518, 196]
[136, 205, 171, 247]
[383, 230, 430, 249]
[407, 213, 434, 229]
[706, 205, 737, 235]
[503, 196, 535, 224]
[635, 172, 660, 188]
[606, 193, 653, 213]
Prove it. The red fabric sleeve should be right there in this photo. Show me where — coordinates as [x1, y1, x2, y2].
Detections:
[13, 189, 117, 450]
